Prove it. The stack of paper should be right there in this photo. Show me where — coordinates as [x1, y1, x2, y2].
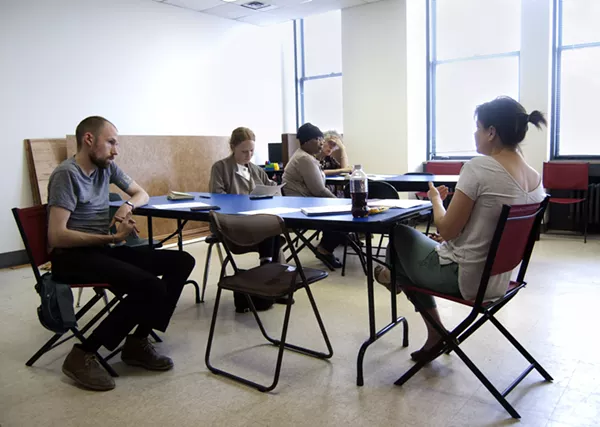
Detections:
[300, 205, 352, 216]
[250, 183, 286, 197]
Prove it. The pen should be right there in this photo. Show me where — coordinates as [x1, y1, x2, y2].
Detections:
[198, 195, 211, 199]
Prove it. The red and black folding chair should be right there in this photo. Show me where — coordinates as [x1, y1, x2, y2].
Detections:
[12, 205, 121, 377]
[395, 197, 551, 419]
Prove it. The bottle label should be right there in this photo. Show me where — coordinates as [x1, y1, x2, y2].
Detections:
[350, 179, 368, 194]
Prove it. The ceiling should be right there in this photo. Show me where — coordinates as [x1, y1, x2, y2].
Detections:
[150, 0, 379, 26]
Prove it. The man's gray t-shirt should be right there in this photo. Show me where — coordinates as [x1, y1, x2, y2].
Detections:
[47, 157, 133, 235]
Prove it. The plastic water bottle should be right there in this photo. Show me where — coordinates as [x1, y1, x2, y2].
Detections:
[350, 165, 369, 218]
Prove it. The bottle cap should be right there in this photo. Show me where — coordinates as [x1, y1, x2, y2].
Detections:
[354, 164, 362, 169]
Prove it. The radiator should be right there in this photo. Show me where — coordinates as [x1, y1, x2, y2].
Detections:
[572, 183, 600, 225]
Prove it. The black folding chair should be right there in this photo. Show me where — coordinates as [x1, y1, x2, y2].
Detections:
[394, 197, 551, 419]
[205, 212, 334, 392]
[12, 205, 120, 377]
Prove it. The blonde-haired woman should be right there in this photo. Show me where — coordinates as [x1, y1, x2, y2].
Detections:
[317, 130, 352, 176]
[210, 127, 285, 312]
[210, 127, 276, 195]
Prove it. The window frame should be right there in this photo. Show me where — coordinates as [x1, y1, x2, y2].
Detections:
[550, 0, 600, 160]
[294, 18, 343, 129]
[426, 0, 521, 160]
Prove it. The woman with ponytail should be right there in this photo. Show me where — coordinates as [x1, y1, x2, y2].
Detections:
[374, 97, 547, 362]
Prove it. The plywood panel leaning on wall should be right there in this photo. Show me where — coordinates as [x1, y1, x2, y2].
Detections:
[66, 135, 230, 240]
[25, 138, 68, 205]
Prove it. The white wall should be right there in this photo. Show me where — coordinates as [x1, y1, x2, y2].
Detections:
[342, 0, 426, 175]
[520, 0, 553, 173]
[0, 0, 290, 253]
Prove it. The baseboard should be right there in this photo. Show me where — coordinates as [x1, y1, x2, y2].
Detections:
[0, 249, 28, 269]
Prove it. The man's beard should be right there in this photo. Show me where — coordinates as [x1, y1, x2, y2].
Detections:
[90, 152, 110, 169]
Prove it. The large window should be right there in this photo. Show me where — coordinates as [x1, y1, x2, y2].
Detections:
[552, 0, 600, 158]
[428, 0, 521, 158]
[295, 10, 343, 132]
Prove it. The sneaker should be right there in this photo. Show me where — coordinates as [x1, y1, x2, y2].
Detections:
[62, 345, 115, 391]
[121, 336, 174, 371]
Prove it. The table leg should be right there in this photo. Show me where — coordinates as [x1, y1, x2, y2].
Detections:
[356, 227, 409, 386]
[177, 219, 183, 251]
[147, 217, 153, 249]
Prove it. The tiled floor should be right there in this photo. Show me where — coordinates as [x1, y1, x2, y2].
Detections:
[1, 233, 599, 426]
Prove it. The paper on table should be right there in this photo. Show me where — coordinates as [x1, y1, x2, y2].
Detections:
[250, 183, 286, 197]
[300, 205, 352, 216]
[240, 207, 301, 215]
[368, 199, 431, 209]
[367, 174, 397, 180]
[152, 202, 212, 210]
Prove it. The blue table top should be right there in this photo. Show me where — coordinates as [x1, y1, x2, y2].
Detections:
[121, 193, 432, 233]
[326, 174, 459, 183]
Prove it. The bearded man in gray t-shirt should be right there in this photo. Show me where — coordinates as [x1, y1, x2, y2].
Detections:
[48, 116, 195, 392]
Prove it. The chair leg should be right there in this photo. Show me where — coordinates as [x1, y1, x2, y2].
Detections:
[71, 328, 119, 378]
[248, 288, 333, 359]
[375, 234, 385, 258]
[186, 279, 201, 304]
[76, 287, 83, 308]
[488, 316, 553, 382]
[584, 199, 588, 243]
[201, 242, 214, 303]
[26, 332, 64, 367]
[216, 243, 224, 264]
[341, 242, 348, 277]
[452, 344, 521, 419]
[425, 215, 432, 235]
[206, 287, 332, 392]
[150, 330, 162, 343]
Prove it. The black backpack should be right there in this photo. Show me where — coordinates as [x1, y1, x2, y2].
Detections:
[36, 273, 77, 334]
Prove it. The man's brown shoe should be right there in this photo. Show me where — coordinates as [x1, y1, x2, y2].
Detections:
[62, 345, 115, 391]
[121, 336, 174, 371]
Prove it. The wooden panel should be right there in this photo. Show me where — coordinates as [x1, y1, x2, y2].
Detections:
[25, 138, 68, 205]
[66, 135, 230, 239]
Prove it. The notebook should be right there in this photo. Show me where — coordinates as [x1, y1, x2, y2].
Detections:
[167, 191, 194, 201]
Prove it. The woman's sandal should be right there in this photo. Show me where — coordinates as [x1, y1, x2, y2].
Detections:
[410, 331, 459, 362]
[374, 265, 402, 294]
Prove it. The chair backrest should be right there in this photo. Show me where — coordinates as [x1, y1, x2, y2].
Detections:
[367, 181, 399, 199]
[342, 180, 399, 199]
[542, 162, 589, 191]
[12, 205, 49, 283]
[424, 161, 463, 175]
[209, 211, 308, 285]
[474, 197, 549, 307]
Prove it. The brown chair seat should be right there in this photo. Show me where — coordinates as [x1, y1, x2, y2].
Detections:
[219, 264, 328, 298]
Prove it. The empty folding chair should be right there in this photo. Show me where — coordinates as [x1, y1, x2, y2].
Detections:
[542, 162, 589, 243]
[205, 212, 333, 392]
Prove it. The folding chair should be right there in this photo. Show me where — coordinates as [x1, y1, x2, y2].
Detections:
[394, 197, 551, 419]
[542, 162, 589, 243]
[205, 212, 334, 392]
[12, 205, 120, 377]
